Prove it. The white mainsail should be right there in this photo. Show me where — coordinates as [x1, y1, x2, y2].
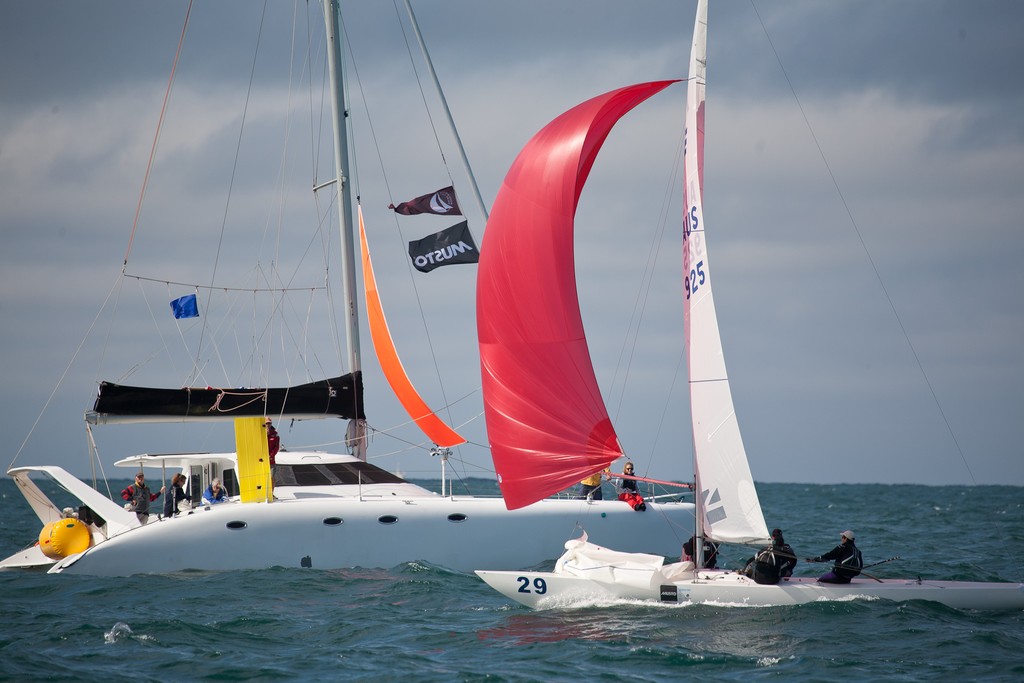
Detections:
[683, 0, 769, 546]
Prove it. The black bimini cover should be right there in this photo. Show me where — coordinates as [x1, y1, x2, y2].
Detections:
[87, 372, 364, 424]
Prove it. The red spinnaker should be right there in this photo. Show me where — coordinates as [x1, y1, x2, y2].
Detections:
[477, 81, 677, 510]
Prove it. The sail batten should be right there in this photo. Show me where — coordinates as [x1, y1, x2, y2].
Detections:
[478, 81, 677, 510]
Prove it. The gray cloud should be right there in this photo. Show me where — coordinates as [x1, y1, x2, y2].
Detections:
[2, 1, 1021, 487]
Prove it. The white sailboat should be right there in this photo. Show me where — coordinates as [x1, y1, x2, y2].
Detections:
[1, 1, 693, 576]
[475, 0, 1024, 610]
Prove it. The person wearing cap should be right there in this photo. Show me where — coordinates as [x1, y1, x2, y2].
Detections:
[265, 418, 280, 464]
[808, 530, 863, 584]
[265, 418, 281, 487]
[120, 472, 165, 524]
[747, 528, 798, 585]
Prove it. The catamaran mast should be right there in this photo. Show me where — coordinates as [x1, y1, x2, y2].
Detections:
[322, 0, 367, 460]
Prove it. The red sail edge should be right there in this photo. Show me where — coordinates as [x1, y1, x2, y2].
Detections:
[477, 81, 678, 510]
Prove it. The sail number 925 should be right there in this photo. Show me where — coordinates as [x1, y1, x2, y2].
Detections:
[685, 260, 705, 300]
[516, 576, 548, 594]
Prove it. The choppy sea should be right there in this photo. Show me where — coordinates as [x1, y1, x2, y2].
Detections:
[1, 478, 1021, 682]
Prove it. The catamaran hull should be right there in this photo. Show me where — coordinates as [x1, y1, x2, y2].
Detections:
[36, 497, 692, 576]
[475, 569, 1024, 611]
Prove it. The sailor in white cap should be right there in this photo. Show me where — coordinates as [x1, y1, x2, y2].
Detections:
[807, 529, 863, 584]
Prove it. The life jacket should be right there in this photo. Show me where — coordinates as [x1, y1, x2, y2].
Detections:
[836, 545, 863, 578]
[122, 483, 152, 514]
[831, 544, 864, 577]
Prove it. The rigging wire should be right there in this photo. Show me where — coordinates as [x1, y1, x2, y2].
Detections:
[337, 6, 474, 466]
[306, 2, 347, 379]
[8, 0, 190, 470]
[609, 108, 688, 481]
[634, 130, 690, 475]
[7, 276, 123, 471]
[122, 0, 194, 269]
[388, 1, 479, 463]
[610, 118, 686, 418]
[749, 0, 975, 483]
[389, 0, 457, 190]
[194, 0, 272, 387]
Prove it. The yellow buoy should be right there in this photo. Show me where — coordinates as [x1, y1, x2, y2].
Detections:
[38, 519, 92, 559]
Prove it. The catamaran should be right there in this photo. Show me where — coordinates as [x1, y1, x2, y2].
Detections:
[475, 0, 1024, 610]
[2, 1, 693, 576]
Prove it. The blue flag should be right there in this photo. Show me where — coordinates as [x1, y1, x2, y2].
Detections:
[170, 294, 199, 319]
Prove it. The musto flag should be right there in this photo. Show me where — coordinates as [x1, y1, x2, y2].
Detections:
[170, 293, 199, 319]
[408, 221, 479, 273]
[389, 186, 461, 216]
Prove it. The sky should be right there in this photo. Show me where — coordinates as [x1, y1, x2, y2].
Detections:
[1, 0, 1022, 488]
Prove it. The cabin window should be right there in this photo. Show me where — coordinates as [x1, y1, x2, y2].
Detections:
[226, 521, 247, 530]
[221, 469, 240, 496]
[377, 515, 399, 525]
[187, 469, 203, 507]
[323, 517, 344, 526]
[447, 513, 468, 523]
[274, 462, 409, 487]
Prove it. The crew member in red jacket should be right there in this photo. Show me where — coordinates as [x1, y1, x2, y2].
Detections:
[121, 472, 164, 524]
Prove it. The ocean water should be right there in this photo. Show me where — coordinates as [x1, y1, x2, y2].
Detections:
[1, 479, 1021, 682]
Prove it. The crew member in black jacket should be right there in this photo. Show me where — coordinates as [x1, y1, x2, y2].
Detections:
[808, 530, 863, 584]
[750, 528, 798, 585]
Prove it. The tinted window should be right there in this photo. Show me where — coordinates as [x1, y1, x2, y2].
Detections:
[274, 462, 409, 486]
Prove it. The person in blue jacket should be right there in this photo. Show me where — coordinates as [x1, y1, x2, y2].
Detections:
[202, 478, 229, 505]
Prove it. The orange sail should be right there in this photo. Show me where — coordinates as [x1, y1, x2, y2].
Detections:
[359, 206, 465, 447]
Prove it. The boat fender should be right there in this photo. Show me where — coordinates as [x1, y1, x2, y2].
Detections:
[38, 519, 92, 559]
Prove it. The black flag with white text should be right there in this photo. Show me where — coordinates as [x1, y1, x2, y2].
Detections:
[408, 221, 479, 273]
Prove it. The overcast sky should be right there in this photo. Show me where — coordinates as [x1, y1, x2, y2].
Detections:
[2, 0, 1022, 488]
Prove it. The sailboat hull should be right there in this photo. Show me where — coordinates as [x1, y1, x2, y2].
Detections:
[475, 568, 1024, 611]
[3, 462, 694, 576]
[41, 498, 691, 576]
